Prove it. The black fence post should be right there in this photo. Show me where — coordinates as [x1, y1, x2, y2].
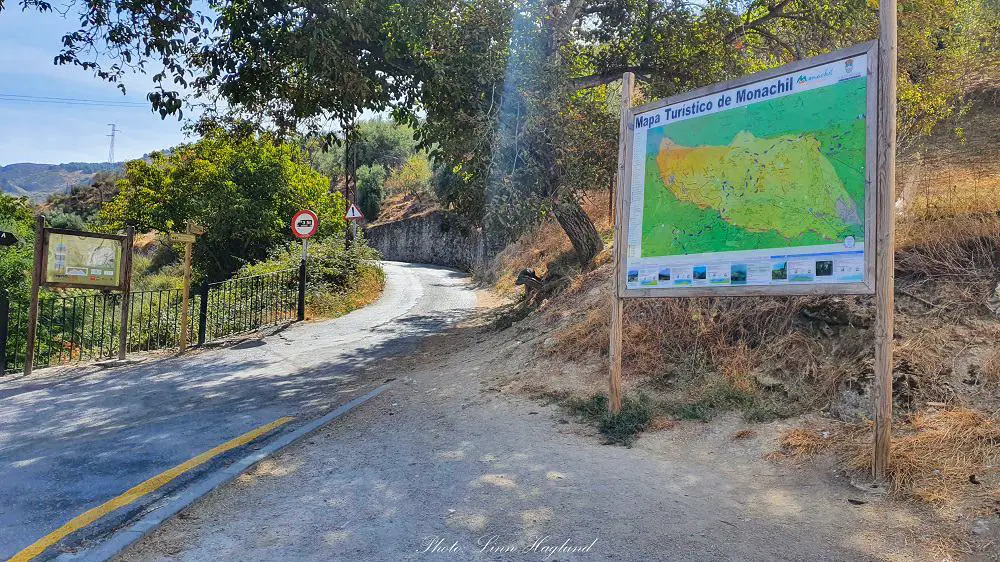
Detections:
[0, 290, 9, 375]
[197, 284, 209, 345]
[297, 259, 306, 321]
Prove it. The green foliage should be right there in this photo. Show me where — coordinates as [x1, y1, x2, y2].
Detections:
[239, 237, 382, 306]
[895, 0, 1000, 150]
[385, 154, 433, 200]
[353, 120, 418, 171]
[100, 130, 345, 282]
[46, 212, 86, 231]
[357, 165, 387, 222]
[568, 392, 655, 446]
[669, 381, 782, 423]
[302, 119, 418, 181]
[44, 171, 120, 223]
[15, 0, 999, 253]
[0, 193, 35, 302]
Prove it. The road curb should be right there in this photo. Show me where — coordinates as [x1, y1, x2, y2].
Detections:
[55, 383, 391, 562]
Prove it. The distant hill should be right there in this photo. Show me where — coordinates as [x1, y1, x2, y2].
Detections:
[0, 161, 123, 201]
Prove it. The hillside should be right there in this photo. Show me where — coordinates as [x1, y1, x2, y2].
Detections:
[0, 161, 122, 200]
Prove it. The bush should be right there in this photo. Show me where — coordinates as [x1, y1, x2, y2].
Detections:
[239, 236, 383, 317]
[357, 164, 387, 221]
[568, 392, 655, 447]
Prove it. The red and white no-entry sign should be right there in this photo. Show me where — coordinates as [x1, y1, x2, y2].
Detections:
[291, 209, 319, 239]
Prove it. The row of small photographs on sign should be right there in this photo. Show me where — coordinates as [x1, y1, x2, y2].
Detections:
[628, 259, 864, 287]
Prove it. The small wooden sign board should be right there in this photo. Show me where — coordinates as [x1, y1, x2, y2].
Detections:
[169, 233, 197, 244]
[0, 231, 17, 247]
[169, 221, 205, 352]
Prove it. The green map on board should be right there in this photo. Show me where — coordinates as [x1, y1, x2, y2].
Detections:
[641, 77, 867, 258]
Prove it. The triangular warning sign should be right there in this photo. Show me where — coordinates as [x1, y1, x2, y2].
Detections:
[345, 203, 365, 221]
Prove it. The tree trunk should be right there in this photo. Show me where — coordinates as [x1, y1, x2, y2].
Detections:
[553, 197, 603, 267]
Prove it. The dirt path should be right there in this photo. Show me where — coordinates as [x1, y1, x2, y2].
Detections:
[117, 312, 937, 562]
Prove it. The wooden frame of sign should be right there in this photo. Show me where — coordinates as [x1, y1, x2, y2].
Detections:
[616, 41, 878, 299]
[39, 227, 130, 291]
[609, 24, 896, 479]
[24, 220, 135, 375]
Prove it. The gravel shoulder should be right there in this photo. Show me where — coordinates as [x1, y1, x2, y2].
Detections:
[117, 309, 937, 562]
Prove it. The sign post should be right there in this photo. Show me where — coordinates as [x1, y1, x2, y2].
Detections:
[118, 227, 135, 360]
[23, 216, 45, 376]
[169, 221, 205, 352]
[609, 72, 635, 414]
[609, 38, 893, 470]
[873, 0, 898, 480]
[291, 210, 319, 321]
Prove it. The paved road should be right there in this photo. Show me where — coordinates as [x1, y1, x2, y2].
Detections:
[115, 311, 928, 562]
[0, 262, 477, 560]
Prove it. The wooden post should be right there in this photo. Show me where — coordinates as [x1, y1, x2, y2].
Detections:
[118, 226, 135, 361]
[179, 235, 193, 352]
[0, 289, 8, 375]
[608, 72, 635, 414]
[874, 0, 898, 479]
[23, 215, 45, 376]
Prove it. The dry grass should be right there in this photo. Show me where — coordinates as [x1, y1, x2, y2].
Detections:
[371, 192, 438, 225]
[843, 409, 1000, 511]
[767, 426, 840, 462]
[712, 341, 758, 393]
[773, 409, 1000, 515]
[732, 429, 757, 440]
[307, 264, 386, 319]
[483, 219, 575, 294]
[981, 348, 1000, 387]
[649, 416, 678, 431]
[897, 214, 1000, 293]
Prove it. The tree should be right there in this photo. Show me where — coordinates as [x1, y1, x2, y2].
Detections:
[386, 155, 434, 201]
[100, 130, 345, 281]
[46, 212, 86, 231]
[12, 0, 998, 263]
[357, 165, 388, 222]
[0, 194, 35, 302]
[301, 119, 418, 182]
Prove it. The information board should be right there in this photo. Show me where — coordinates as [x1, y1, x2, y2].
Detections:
[620, 42, 877, 297]
[43, 229, 125, 289]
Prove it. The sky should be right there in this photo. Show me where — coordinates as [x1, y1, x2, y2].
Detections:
[0, 8, 191, 165]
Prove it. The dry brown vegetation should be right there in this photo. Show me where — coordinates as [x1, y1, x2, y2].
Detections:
[466, 90, 1000, 549]
[771, 409, 1000, 517]
[371, 192, 439, 225]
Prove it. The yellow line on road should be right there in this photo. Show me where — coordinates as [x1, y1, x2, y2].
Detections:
[9, 416, 295, 562]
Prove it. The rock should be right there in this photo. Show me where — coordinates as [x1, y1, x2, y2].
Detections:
[987, 281, 1000, 317]
[754, 373, 785, 391]
[971, 519, 990, 536]
[542, 337, 557, 350]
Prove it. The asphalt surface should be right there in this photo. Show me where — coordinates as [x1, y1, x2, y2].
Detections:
[115, 309, 928, 562]
[0, 262, 477, 560]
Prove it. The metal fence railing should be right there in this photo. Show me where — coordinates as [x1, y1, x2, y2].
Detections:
[199, 269, 299, 342]
[3, 267, 304, 376]
[1, 289, 201, 375]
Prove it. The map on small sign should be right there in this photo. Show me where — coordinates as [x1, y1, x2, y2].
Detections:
[624, 48, 873, 294]
[45, 232, 123, 288]
[345, 204, 365, 221]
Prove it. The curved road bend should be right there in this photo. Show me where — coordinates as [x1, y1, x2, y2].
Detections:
[0, 262, 477, 560]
